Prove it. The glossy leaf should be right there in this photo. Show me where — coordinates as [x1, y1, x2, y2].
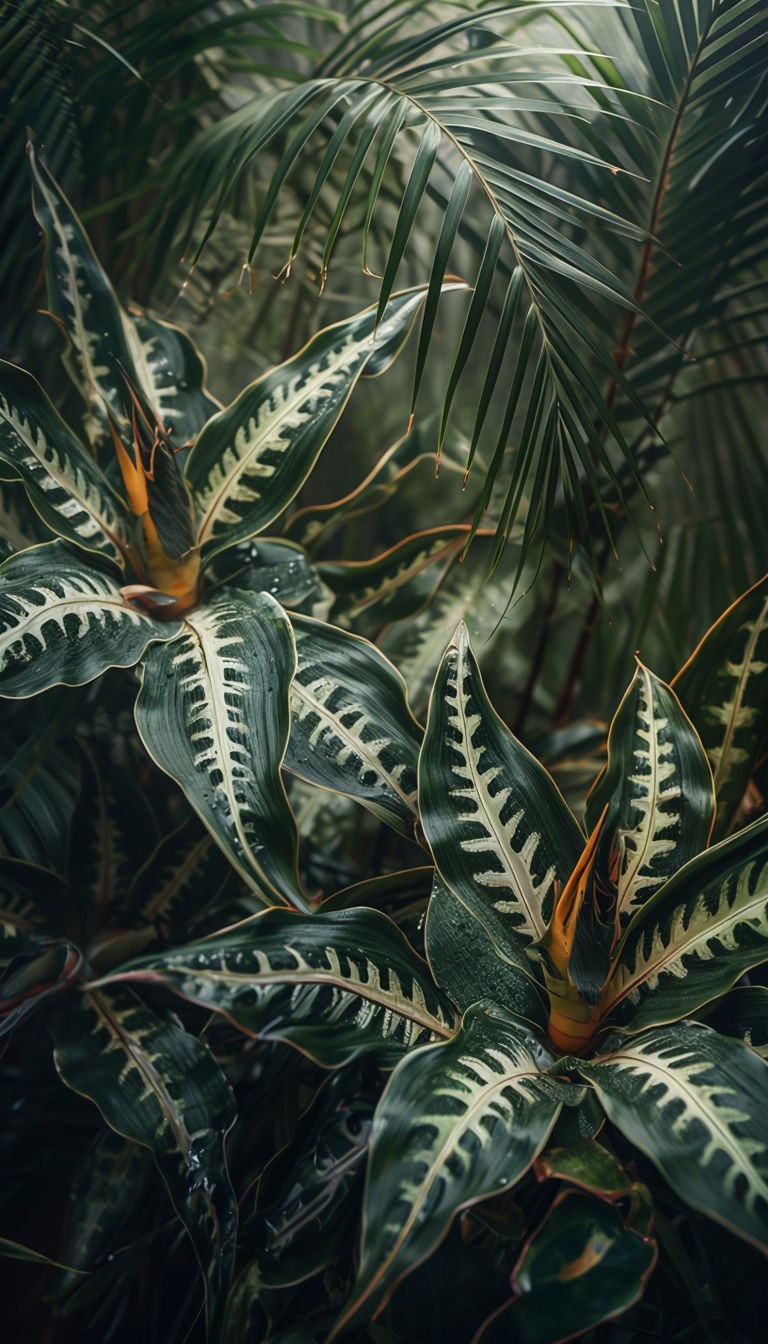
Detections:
[248, 1064, 377, 1287]
[534, 1139, 633, 1200]
[419, 624, 584, 955]
[0, 939, 82, 1037]
[318, 525, 470, 635]
[0, 360, 126, 562]
[129, 310, 221, 450]
[285, 614, 422, 837]
[213, 537, 329, 615]
[97, 906, 457, 1069]
[29, 142, 138, 432]
[333, 1003, 569, 1336]
[185, 288, 432, 565]
[580, 1021, 768, 1254]
[0, 540, 181, 698]
[134, 587, 302, 908]
[425, 872, 547, 1028]
[49, 985, 238, 1335]
[607, 814, 768, 1033]
[477, 1191, 656, 1344]
[586, 661, 715, 927]
[673, 575, 768, 840]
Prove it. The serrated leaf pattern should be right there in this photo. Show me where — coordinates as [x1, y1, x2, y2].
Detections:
[334, 1004, 565, 1334]
[0, 541, 180, 698]
[0, 362, 126, 561]
[285, 616, 422, 836]
[674, 578, 768, 838]
[420, 624, 583, 950]
[134, 588, 301, 906]
[581, 1023, 768, 1253]
[186, 291, 429, 564]
[98, 907, 457, 1068]
[608, 818, 768, 1032]
[587, 663, 714, 922]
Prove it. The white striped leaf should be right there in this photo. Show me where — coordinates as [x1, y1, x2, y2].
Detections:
[379, 539, 523, 714]
[185, 288, 433, 565]
[129, 311, 221, 450]
[419, 623, 584, 956]
[606, 814, 768, 1033]
[318, 525, 469, 636]
[673, 576, 768, 841]
[0, 361, 127, 562]
[29, 143, 139, 434]
[333, 1003, 570, 1335]
[580, 1022, 768, 1254]
[586, 662, 715, 926]
[285, 614, 423, 838]
[49, 985, 238, 1335]
[0, 541, 181, 699]
[96, 907, 457, 1068]
[134, 587, 302, 908]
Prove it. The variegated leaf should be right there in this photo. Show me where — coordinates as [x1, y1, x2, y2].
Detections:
[128, 311, 221, 450]
[247, 1064, 376, 1288]
[332, 1003, 569, 1336]
[48, 1128, 153, 1298]
[186, 289, 433, 565]
[379, 538, 524, 714]
[673, 576, 768, 841]
[29, 142, 138, 435]
[607, 815, 768, 1033]
[0, 858, 65, 956]
[426, 872, 547, 1026]
[580, 1022, 768, 1254]
[318, 525, 470, 637]
[586, 662, 715, 925]
[134, 588, 303, 908]
[119, 813, 236, 939]
[419, 623, 584, 955]
[285, 614, 423, 838]
[0, 361, 127, 561]
[49, 985, 238, 1334]
[0, 541, 181, 698]
[95, 906, 457, 1068]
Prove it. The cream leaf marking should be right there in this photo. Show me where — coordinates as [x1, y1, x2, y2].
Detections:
[290, 676, 416, 813]
[142, 941, 454, 1042]
[592, 1036, 768, 1218]
[708, 600, 768, 795]
[171, 601, 278, 884]
[617, 669, 683, 913]
[1, 574, 146, 643]
[196, 330, 363, 543]
[0, 389, 125, 553]
[613, 860, 768, 1006]
[86, 991, 205, 1157]
[445, 643, 552, 941]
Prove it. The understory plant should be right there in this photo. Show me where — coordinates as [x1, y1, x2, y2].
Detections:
[2, 49, 768, 1344]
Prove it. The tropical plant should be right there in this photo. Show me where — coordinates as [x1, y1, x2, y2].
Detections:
[6, 579, 767, 1340]
[0, 148, 478, 911]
